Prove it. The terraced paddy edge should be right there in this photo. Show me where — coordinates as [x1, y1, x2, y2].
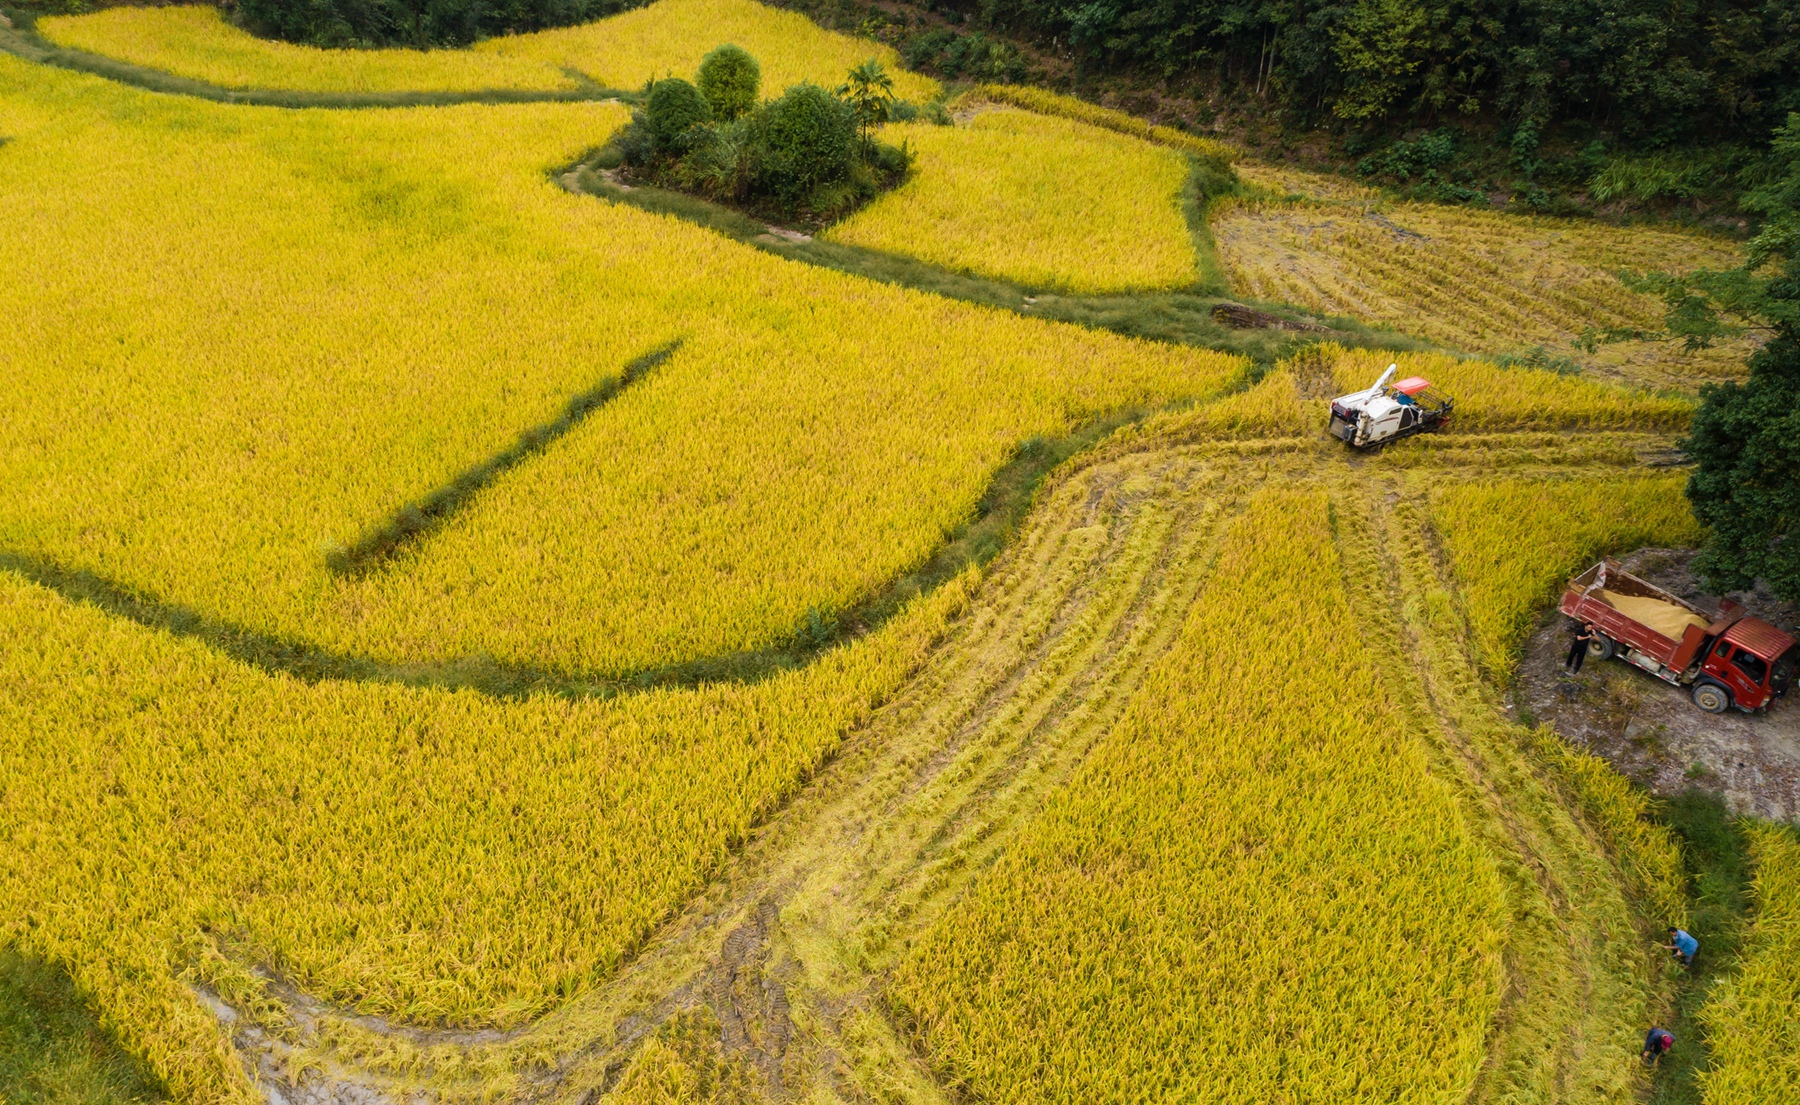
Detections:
[0, 53, 1243, 683]
[0, 12, 623, 106]
[1216, 164, 1754, 389]
[822, 108, 1199, 295]
[565, 166, 1438, 365]
[0, 402, 1156, 699]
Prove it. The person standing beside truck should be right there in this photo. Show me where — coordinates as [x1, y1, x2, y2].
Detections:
[1565, 623, 1599, 674]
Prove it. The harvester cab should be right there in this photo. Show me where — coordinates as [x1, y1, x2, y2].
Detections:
[1328, 364, 1454, 448]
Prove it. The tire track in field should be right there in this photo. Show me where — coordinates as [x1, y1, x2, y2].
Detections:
[218, 437, 1246, 1103]
[1356, 471, 1674, 1104]
[198, 426, 1687, 1104]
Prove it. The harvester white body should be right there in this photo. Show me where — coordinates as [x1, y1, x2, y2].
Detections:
[1328, 364, 1454, 448]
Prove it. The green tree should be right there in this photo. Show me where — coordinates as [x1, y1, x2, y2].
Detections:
[1685, 340, 1800, 601]
[1660, 115, 1800, 600]
[749, 83, 857, 207]
[1332, 0, 1430, 120]
[644, 77, 714, 154]
[837, 59, 897, 149]
[697, 44, 761, 122]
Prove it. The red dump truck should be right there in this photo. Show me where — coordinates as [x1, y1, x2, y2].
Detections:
[1559, 558, 1798, 714]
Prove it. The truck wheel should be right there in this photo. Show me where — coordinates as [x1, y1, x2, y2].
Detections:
[1587, 635, 1616, 661]
[1693, 682, 1731, 714]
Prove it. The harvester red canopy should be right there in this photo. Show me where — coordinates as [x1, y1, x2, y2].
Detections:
[1393, 376, 1433, 395]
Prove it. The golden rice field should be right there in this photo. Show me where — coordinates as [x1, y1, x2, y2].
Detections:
[825, 106, 1197, 293]
[1700, 824, 1800, 1105]
[478, 0, 937, 102]
[0, 54, 1235, 679]
[0, 563, 971, 1103]
[893, 489, 1510, 1103]
[0, 5, 1776, 1104]
[975, 82, 1234, 162]
[1217, 164, 1753, 387]
[37, 4, 576, 93]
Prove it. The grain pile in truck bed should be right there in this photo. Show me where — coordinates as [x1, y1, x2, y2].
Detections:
[1595, 589, 1712, 639]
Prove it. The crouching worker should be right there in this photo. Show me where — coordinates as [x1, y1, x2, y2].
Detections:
[1665, 926, 1698, 967]
[1642, 1027, 1674, 1065]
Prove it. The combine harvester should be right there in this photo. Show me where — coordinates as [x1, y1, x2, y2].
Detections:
[1328, 364, 1454, 447]
[1560, 558, 1798, 714]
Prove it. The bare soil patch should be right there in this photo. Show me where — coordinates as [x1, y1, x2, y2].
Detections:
[1515, 547, 1800, 820]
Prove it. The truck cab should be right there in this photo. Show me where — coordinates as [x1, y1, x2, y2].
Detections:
[1559, 558, 1798, 714]
[1695, 621, 1800, 713]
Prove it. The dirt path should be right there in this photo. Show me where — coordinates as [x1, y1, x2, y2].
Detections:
[1514, 547, 1800, 821]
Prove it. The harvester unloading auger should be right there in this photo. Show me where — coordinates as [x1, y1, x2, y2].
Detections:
[1329, 364, 1454, 447]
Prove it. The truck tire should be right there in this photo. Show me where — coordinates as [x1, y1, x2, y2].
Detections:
[1588, 634, 1617, 661]
[1693, 682, 1731, 714]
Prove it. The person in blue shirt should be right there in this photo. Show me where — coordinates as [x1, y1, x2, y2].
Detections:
[1665, 927, 1698, 966]
[1642, 1027, 1674, 1064]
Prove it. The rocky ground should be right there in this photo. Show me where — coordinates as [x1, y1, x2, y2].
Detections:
[1514, 547, 1800, 820]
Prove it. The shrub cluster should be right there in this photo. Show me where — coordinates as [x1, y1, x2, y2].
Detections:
[609, 46, 923, 219]
[903, 29, 1027, 83]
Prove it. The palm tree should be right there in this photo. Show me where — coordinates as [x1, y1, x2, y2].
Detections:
[838, 59, 896, 151]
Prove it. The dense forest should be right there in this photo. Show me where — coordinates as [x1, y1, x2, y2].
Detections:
[966, 0, 1798, 144]
[222, 0, 1797, 151]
